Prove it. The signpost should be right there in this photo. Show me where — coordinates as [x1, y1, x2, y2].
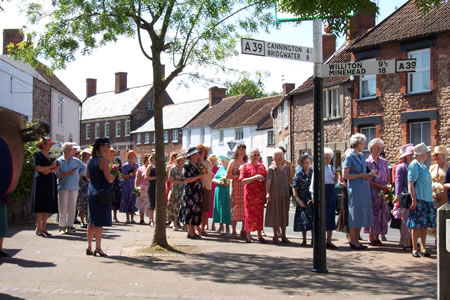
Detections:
[241, 38, 315, 63]
[321, 59, 416, 77]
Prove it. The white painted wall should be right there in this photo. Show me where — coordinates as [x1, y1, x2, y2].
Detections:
[51, 88, 80, 150]
[0, 59, 33, 119]
[182, 126, 212, 149]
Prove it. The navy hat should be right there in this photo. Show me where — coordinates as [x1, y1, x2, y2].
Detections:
[186, 147, 200, 157]
[91, 137, 110, 147]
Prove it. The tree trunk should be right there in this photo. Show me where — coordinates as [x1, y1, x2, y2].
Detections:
[151, 50, 169, 248]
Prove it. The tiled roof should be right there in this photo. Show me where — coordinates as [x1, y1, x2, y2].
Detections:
[256, 116, 273, 131]
[214, 95, 282, 129]
[82, 85, 151, 120]
[349, 1, 450, 51]
[185, 94, 247, 128]
[131, 99, 209, 133]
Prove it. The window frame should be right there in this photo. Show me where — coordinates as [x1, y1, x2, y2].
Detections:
[57, 97, 64, 125]
[144, 132, 150, 144]
[200, 128, 205, 144]
[267, 130, 274, 146]
[235, 127, 244, 141]
[104, 122, 110, 138]
[145, 100, 153, 110]
[164, 130, 168, 143]
[219, 129, 224, 144]
[85, 124, 91, 140]
[136, 133, 141, 145]
[115, 121, 121, 137]
[359, 126, 376, 158]
[277, 106, 282, 132]
[408, 48, 430, 94]
[186, 129, 191, 146]
[95, 123, 100, 139]
[359, 58, 377, 99]
[283, 100, 289, 128]
[125, 120, 131, 136]
[323, 87, 342, 119]
[172, 129, 178, 143]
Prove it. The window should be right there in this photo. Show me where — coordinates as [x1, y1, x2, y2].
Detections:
[104, 122, 110, 138]
[116, 121, 121, 137]
[95, 123, 100, 139]
[200, 128, 205, 144]
[359, 126, 376, 158]
[267, 156, 273, 167]
[85, 124, 91, 139]
[267, 130, 274, 146]
[125, 120, 131, 136]
[186, 129, 191, 146]
[172, 129, 178, 143]
[145, 100, 153, 110]
[151, 133, 155, 144]
[164, 130, 168, 143]
[219, 130, 224, 144]
[277, 107, 282, 132]
[408, 48, 430, 93]
[323, 87, 342, 119]
[360, 59, 376, 98]
[235, 128, 243, 141]
[284, 100, 289, 128]
[410, 121, 431, 166]
[57, 97, 64, 125]
[136, 133, 141, 144]
[144, 133, 150, 144]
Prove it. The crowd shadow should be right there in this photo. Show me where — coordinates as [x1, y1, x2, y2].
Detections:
[0, 294, 25, 300]
[0, 253, 56, 268]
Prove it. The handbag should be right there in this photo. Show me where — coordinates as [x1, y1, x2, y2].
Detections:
[390, 218, 402, 229]
[399, 191, 412, 209]
[96, 188, 115, 204]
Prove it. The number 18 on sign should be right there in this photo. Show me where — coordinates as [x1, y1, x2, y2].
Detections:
[321, 59, 416, 77]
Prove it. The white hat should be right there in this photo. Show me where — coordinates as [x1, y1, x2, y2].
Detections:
[414, 143, 431, 156]
[81, 148, 92, 155]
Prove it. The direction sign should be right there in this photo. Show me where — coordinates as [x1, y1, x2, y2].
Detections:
[321, 59, 416, 77]
[241, 38, 315, 63]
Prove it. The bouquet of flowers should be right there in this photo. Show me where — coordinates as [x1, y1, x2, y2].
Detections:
[432, 182, 444, 200]
[391, 201, 403, 219]
[133, 186, 141, 196]
[110, 163, 121, 176]
[198, 162, 207, 175]
[369, 169, 379, 179]
[378, 184, 394, 203]
[220, 176, 229, 185]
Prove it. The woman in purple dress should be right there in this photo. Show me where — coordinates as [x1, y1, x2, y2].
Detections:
[364, 138, 390, 246]
[119, 150, 138, 223]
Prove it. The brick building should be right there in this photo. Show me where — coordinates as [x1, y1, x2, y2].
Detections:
[80, 72, 173, 162]
[348, 1, 450, 163]
[131, 98, 208, 161]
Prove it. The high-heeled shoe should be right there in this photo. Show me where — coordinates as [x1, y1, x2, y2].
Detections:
[42, 230, 52, 237]
[349, 243, 367, 250]
[94, 248, 107, 257]
[35, 231, 45, 237]
[86, 247, 93, 256]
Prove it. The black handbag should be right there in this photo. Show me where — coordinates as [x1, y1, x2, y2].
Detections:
[400, 191, 412, 209]
[96, 188, 115, 204]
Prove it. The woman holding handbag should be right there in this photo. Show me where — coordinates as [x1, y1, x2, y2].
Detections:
[86, 138, 117, 257]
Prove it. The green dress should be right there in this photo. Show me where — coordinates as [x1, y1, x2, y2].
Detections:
[167, 165, 184, 223]
[212, 167, 231, 225]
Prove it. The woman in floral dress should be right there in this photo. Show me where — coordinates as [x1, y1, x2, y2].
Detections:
[239, 148, 267, 243]
[179, 147, 204, 239]
[120, 150, 138, 223]
[167, 153, 185, 230]
[77, 149, 91, 228]
[165, 152, 178, 204]
[293, 154, 314, 246]
[135, 153, 150, 224]
[226, 144, 247, 239]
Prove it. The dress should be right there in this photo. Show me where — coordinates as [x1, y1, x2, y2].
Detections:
[111, 158, 122, 211]
[230, 160, 245, 222]
[165, 163, 174, 204]
[31, 151, 58, 213]
[87, 156, 112, 227]
[394, 162, 411, 240]
[364, 155, 390, 236]
[212, 167, 231, 225]
[293, 168, 313, 232]
[179, 161, 203, 226]
[240, 162, 267, 232]
[135, 165, 149, 213]
[167, 165, 184, 223]
[119, 162, 138, 213]
[76, 174, 89, 213]
[265, 164, 290, 228]
[343, 151, 373, 228]
[430, 163, 448, 208]
[146, 166, 156, 210]
[336, 184, 349, 233]
[209, 165, 219, 218]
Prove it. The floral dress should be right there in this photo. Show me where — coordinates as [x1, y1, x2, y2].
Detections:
[230, 160, 245, 222]
[293, 167, 313, 232]
[76, 173, 89, 213]
[239, 163, 267, 232]
[179, 161, 203, 226]
[119, 162, 138, 213]
[167, 165, 184, 223]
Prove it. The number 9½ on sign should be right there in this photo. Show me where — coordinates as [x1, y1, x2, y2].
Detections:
[241, 38, 265, 56]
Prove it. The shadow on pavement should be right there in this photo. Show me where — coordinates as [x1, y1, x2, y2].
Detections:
[0, 293, 25, 300]
[0, 255, 56, 268]
[104, 250, 436, 298]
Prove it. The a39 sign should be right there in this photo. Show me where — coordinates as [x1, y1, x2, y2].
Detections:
[241, 38, 315, 63]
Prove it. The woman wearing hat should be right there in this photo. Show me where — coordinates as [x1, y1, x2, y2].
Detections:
[180, 147, 204, 239]
[407, 143, 435, 258]
[76, 148, 92, 228]
[32, 138, 59, 237]
[120, 150, 139, 223]
[167, 153, 186, 230]
[212, 155, 232, 233]
[394, 144, 414, 251]
[430, 146, 448, 209]
[86, 138, 117, 256]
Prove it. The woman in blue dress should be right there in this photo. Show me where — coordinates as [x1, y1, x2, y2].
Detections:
[86, 138, 117, 257]
[293, 154, 314, 246]
[342, 133, 373, 250]
[119, 150, 138, 223]
[212, 155, 232, 233]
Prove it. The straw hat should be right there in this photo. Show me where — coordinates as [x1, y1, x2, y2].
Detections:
[81, 148, 92, 155]
[36, 137, 56, 148]
[109, 146, 117, 153]
[126, 150, 137, 159]
[399, 143, 414, 158]
[414, 143, 431, 156]
[176, 152, 186, 161]
[431, 145, 447, 156]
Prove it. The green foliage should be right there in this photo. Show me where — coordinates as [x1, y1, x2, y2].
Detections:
[10, 138, 39, 201]
[225, 71, 269, 99]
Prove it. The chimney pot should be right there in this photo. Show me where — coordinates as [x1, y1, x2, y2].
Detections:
[115, 72, 127, 94]
[322, 31, 336, 62]
[208, 86, 226, 106]
[347, 3, 376, 41]
[3, 29, 24, 55]
[282, 83, 295, 96]
[86, 78, 97, 98]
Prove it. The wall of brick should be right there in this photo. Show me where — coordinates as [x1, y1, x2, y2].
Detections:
[32, 78, 51, 124]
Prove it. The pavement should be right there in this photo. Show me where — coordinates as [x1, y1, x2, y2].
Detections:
[0, 208, 437, 300]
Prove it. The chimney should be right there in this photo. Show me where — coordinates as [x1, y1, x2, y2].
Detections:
[208, 86, 227, 106]
[282, 83, 295, 96]
[86, 78, 97, 98]
[3, 29, 24, 55]
[115, 72, 127, 94]
[347, 3, 376, 41]
[322, 25, 336, 62]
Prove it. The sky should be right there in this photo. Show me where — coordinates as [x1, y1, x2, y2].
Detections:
[0, 0, 407, 103]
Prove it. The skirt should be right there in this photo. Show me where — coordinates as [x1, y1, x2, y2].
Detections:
[406, 200, 436, 229]
[201, 189, 211, 212]
[325, 184, 337, 231]
[0, 201, 7, 237]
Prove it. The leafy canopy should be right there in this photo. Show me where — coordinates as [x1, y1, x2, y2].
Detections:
[225, 71, 269, 99]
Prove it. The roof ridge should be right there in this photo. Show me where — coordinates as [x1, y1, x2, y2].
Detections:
[245, 94, 282, 102]
[169, 98, 208, 105]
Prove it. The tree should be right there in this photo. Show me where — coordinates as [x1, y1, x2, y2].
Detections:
[225, 71, 268, 99]
[8, 0, 276, 248]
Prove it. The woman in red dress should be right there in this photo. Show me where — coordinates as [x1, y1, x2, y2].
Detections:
[239, 148, 267, 243]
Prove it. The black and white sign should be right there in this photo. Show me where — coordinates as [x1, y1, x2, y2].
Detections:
[241, 38, 315, 63]
[321, 59, 416, 77]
